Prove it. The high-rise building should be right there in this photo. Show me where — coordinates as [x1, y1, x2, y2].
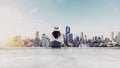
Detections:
[80, 32, 84, 43]
[34, 31, 41, 47]
[114, 35, 118, 43]
[80, 32, 83, 39]
[84, 35, 87, 43]
[41, 34, 49, 47]
[69, 33, 73, 43]
[111, 32, 114, 41]
[36, 31, 39, 38]
[101, 35, 104, 41]
[65, 26, 70, 45]
[74, 35, 80, 47]
[117, 32, 120, 44]
[95, 36, 98, 41]
[66, 26, 70, 33]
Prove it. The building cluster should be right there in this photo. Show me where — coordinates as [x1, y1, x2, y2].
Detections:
[64, 26, 120, 47]
[10, 32, 50, 47]
[9, 26, 120, 47]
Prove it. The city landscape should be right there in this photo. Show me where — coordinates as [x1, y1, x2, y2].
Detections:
[0, 0, 120, 68]
[3, 25, 120, 48]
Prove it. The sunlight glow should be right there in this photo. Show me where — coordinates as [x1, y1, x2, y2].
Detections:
[0, 5, 23, 46]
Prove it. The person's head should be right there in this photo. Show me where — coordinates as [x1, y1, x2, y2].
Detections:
[52, 31, 61, 39]
[52, 26, 61, 39]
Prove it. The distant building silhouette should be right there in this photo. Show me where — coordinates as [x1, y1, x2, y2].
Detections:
[69, 33, 73, 43]
[34, 31, 41, 47]
[41, 34, 50, 47]
[80, 32, 83, 39]
[111, 32, 114, 41]
[117, 32, 120, 45]
[74, 36, 80, 47]
[65, 25, 70, 46]
[80, 32, 84, 43]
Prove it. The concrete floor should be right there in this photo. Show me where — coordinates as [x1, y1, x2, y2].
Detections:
[0, 47, 120, 68]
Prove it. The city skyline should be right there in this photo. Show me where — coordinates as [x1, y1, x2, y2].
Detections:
[0, 0, 120, 42]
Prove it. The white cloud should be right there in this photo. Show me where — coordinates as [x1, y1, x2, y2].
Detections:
[0, 5, 23, 20]
[30, 8, 39, 14]
[0, 4, 53, 40]
[0, 5, 24, 41]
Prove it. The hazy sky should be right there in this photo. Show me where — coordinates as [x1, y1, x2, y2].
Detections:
[0, 0, 120, 40]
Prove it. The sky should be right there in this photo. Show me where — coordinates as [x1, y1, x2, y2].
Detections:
[0, 0, 120, 42]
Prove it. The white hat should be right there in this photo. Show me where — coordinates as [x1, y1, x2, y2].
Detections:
[53, 26, 60, 31]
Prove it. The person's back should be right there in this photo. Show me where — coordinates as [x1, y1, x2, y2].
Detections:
[51, 40, 61, 48]
[50, 26, 64, 48]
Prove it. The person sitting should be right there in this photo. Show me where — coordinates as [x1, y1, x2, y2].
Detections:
[50, 26, 66, 48]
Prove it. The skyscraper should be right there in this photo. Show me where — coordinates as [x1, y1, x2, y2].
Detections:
[66, 26, 70, 33]
[69, 33, 73, 43]
[34, 31, 41, 47]
[111, 32, 114, 41]
[36, 31, 39, 38]
[117, 32, 120, 45]
[101, 35, 104, 41]
[74, 35, 80, 47]
[84, 35, 87, 43]
[80, 32, 84, 43]
[80, 32, 83, 39]
[65, 26, 70, 46]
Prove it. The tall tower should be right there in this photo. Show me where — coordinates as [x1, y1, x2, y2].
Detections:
[69, 33, 73, 43]
[80, 32, 83, 39]
[117, 32, 120, 44]
[101, 35, 104, 41]
[35, 31, 41, 47]
[80, 32, 84, 43]
[65, 26, 70, 45]
[111, 32, 114, 41]
[66, 26, 70, 33]
[84, 35, 87, 43]
[36, 31, 39, 38]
